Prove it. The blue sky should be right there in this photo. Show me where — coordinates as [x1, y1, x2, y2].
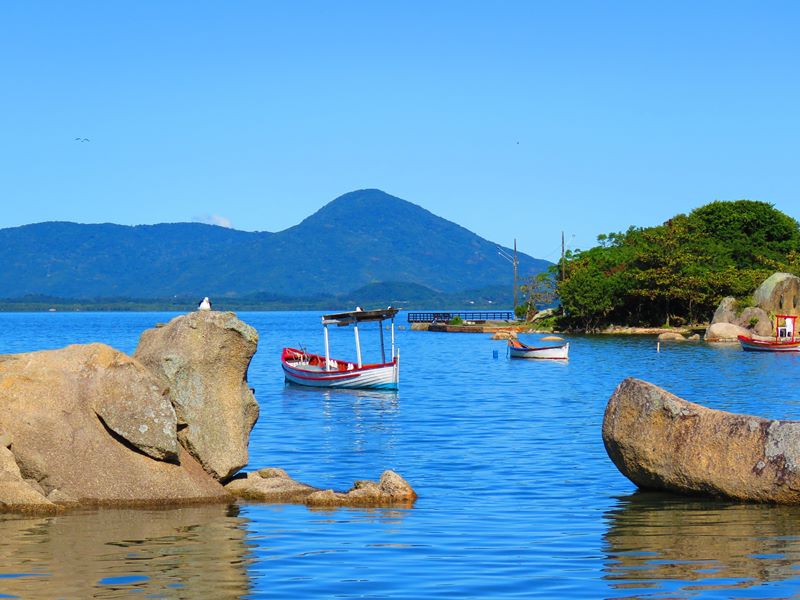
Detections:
[1, 1, 798, 262]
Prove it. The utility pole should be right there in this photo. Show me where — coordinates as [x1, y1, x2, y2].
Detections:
[561, 231, 566, 281]
[497, 242, 519, 314]
[513, 238, 518, 312]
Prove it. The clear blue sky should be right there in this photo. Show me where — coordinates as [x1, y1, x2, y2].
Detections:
[1, 1, 798, 262]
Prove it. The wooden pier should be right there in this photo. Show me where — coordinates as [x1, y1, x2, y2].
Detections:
[406, 311, 515, 324]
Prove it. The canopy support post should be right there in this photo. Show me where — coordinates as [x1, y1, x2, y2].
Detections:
[391, 315, 396, 360]
[379, 319, 386, 364]
[323, 323, 330, 371]
[354, 322, 362, 367]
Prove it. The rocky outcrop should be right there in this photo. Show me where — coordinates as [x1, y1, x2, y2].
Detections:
[657, 332, 686, 341]
[491, 330, 518, 340]
[135, 311, 259, 481]
[704, 322, 751, 342]
[706, 273, 800, 341]
[0, 344, 229, 509]
[0, 445, 57, 512]
[224, 468, 318, 503]
[753, 272, 800, 314]
[225, 468, 418, 508]
[603, 378, 800, 503]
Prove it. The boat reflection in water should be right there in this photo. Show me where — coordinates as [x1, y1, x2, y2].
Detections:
[0, 504, 252, 599]
[603, 491, 800, 596]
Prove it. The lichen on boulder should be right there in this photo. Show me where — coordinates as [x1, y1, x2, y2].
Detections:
[135, 311, 260, 481]
[603, 377, 800, 503]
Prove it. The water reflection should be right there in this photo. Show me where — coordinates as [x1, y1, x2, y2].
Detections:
[0, 504, 252, 599]
[281, 384, 400, 423]
[603, 491, 800, 597]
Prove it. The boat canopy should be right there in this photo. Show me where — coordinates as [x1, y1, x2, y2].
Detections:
[322, 308, 400, 326]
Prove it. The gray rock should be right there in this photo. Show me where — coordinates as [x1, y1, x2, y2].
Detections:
[738, 306, 772, 337]
[135, 311, 260, 482]
[711, 296, 738, 324]
[753, 273, 800, 314]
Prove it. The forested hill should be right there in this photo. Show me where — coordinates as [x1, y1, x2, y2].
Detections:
[0, 189, 549, 301]
[557, 200, 800, 330]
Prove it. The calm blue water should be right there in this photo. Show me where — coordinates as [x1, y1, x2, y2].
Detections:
[2, 311, 800, 599]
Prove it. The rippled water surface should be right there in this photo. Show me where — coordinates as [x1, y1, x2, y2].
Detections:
[2, 311, 800, 599]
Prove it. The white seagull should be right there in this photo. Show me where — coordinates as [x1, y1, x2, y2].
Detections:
[198, 297, 212, 311]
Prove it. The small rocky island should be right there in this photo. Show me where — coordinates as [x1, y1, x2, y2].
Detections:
[0, 311, 415, 513]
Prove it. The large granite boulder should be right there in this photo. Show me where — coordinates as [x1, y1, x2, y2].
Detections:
[603, 378, 800, 503]
[709, 298, 772, 337]
[753, 272, 800, 314]
[711, 296, 738, 325]
[704, 322, 751, 342]
[0, 344, 229, 508]
[135, 311, 259, 481]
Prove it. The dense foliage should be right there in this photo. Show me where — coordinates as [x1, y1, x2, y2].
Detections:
[548, 200, 800, 330]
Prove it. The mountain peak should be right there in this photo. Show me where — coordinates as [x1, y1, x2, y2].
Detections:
[0, 189, 550, 301]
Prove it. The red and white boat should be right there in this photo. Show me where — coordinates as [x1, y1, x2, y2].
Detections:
[282, 308, 400, 390]
[507, 338, 569, 360]
[738, 314, 800, 352]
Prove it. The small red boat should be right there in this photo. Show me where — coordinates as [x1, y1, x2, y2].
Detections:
[738, 314, 800, 352]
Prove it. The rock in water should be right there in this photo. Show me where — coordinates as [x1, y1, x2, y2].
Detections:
[0, 344, 227, 507]
[603, 378, 800, 503]
[135, 311, 259, 481]
[225, 468, 418, 507]
[704, 322, 751, 343]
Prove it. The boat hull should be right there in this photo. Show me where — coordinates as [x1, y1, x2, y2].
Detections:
[738, 335, 800, 352]
[508, 341, 569, 360]
[281, 348, 399, 389]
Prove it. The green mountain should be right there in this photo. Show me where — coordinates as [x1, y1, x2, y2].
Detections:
[0, 189, 549, 305]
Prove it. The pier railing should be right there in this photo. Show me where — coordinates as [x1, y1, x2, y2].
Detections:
[407, 311, 515, 323]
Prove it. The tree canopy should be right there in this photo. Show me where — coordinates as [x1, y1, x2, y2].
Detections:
[549, 200, 800, 330]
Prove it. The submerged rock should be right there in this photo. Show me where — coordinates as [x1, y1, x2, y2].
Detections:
[657, 332, 686, 341]
[306, 470, 417, 508]
[603, 378, 800, 503]
[135, 311, 260, 482]
[225, 468, 418, 508]
[491, 330, 518, 340]
[224, 469, 317, 503]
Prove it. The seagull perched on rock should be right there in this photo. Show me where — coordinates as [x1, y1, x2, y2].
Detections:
[198, 297, 212, 311]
